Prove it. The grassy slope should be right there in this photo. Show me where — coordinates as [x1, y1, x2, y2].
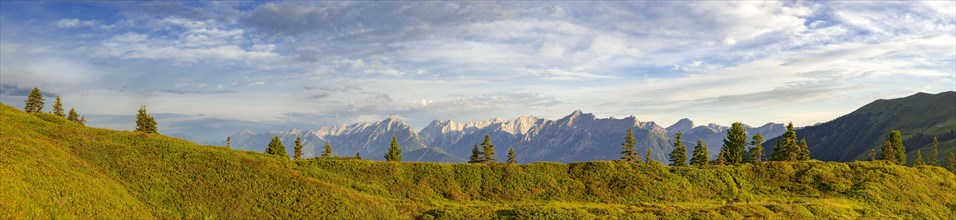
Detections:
[2, 103, 955, 219]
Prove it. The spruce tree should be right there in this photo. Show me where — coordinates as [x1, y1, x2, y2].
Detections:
[721, 122, 748, 164]
[468, 144, 483, 163]
[931, 136, 939, 166]
[67, 108, 80, 123]
[355, 152, 362, 160]
[226, 136, 231, 149]
[669, 132, 688, 166]
[480, 134, 497, 163]
[621, 128, 638, 163]
[384, 135, 402, 162]
[869, 149, 877, 161]
[948, 152, 956, 173]
[52, 96, 64, 117]
[881, 140, 897, 164]
[321, 141, 333, 159]
[778, 123, 800, 161]
[690, 139, 709, 167]
[78, 116, 85, 126]
[914, 150, 924, 166]
[771, 139, 783, 161]
[135, 105, 158, 134]
[293, 137, 304, 160]
[886, 130, 906, 165]
[714, 150, 727, 166]
[750, 134, 764, 163]
[798, 138, 810, 161]
[24, 87, 44, 113]
[507, 147, 517, 164]
[645, 147, 653, 164]
[265, 136, 287, 158]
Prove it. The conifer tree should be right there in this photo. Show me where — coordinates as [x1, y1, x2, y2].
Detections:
[914, 150, 924, 166]
[669, 132, 688, 166]
[507, 147, 517, 164]
[135, 105, 158, 134]
[384, 135, 402, 162]
[24, 87, 44, 113]
[948, 152, 956, 173]
[869, 149, 877, 161]
[885, 130, 906, 165]
[321, 141, 333, 159]
[265, 136, 287, 158]
[78, 116, 85, 126]
[931, 136, 939, 166]
[468, 144, 483, 163]
[645, 147, 653, 164]
[771, 139, 783, 161]
[714, 150, 726, 166]
[721, 122, 748, 164]
[750, 134, 764, 163]
[774, 122, 801, 161]
[480, 134, 497, 163]
[52, 96, 64, 117]
[798, 138, 810, 161]
[67, 108, 80, 123]
[690, 139, 709, 167]
[881, 140, 897, 164]
[355, 152, 361, 160]
[293, 137, 304, 160]
[621, 128, 638, 163]
[226, 136, 231, 149]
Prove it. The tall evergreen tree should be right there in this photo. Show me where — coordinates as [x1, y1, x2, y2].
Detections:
[721, 122, 748, 164]
[798, 138, 811, 161]
[931, 136, 940, 166]
[468, 144, 483, 163]
[67, 108, 80, 123]
[134, 105, 158, 134]
[384, 135, 402, 162]
[690, 139, 709, 167]
[714, 150, 727, 166]
[321, 141, 333, 159]
[750, 134, 764, 163]
[24, 87, 44, 113]
[914, 150, 924, 166]
[645, 147, 653, 164]
[777, 122, 801, 161]
[885, 130, 906, 165]
[293, 137, 304, 160]
[669, 132, 688, 166]
[507, 147, 517, 164]
[771, 139, 783, 161]
[480, 134, 497, 163]
[948, 152, 956, 173]
[265, 136, 287, 158]
[881, 140, 897, 164]
[621, 128, 638, 163]
[52, 96, 64, 117]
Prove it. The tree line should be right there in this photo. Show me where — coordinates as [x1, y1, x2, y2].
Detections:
[24, 87, 160, 134]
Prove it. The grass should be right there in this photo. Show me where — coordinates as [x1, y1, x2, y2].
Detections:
[2, 103, 955, 219]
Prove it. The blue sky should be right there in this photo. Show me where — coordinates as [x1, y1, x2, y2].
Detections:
[1, 1, 954, 142]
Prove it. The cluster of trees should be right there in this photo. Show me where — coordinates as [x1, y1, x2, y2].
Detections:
[628, 122, 812, 167]
[467, 134, 517, 164]
[262, 135, 371, 161]
[877, 130, 956, 172]
[24, 87, 86, 125]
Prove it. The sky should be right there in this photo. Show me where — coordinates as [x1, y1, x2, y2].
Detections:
[1, 1, 954, 143]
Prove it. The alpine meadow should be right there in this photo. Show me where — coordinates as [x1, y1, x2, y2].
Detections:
[2, 1, 955, 219]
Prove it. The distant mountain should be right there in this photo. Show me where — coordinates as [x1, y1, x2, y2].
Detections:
[404, 147, 467, 163]
[664, 119, 786, 159]
[766, 91, 956, 162]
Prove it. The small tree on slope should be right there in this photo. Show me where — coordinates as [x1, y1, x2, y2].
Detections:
[265, 136, 287, 158]
[384, 135, 402, 162]
[669, 132, 688, 166]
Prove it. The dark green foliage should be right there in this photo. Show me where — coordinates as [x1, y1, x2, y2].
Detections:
[881, 140, 897, 164]
[621, 128, 638, 163]
[949, 152, 955, 173]
[507, 148, 517, 164]
[134, 105, 158, 134]
[23, 87, 44, 113]
[869, 149, 876, 161]
[714, 150, 726, 166]
[384, 135, 402, 162]
[669, 132, 688, 166]
[914, 150, 924, 166]
[67, 108, 80, 123]
[52, 96, 64, 117]
[480, 134, 497, 163]
[645, 147, 652, 164]
[322, 141, 333, 159]
[931, 136, 939, 166]
[265, 136, 287, 158]
[882, 131, 906, 165]
[468, 144, 483, 163]
[721, 122, 748, 164]
[798, 138, 810, 161]
[691, 139, 709, 167]
[771, 139, 783, 161]
[750, 134, 764, 163]
[294, 137, 304, 160]
[226, 136, 231, 148]
[355, 152, 362, 160]
[772, 123, 801, 161]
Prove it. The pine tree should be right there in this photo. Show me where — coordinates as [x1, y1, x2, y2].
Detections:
[721, 122, 748, 164]
[78, 116, 85, 126]
[293, 137, 304, 160]
[468, 144, 483, 163]
[885, 130, 906, 165]
[798, 138, 810, 161]
[226, 136, 231, 149]
[931, 136, 939, 166]
[881, 140, 897, 164]
[24, 87, 44, 113]
[507, 147, 517, 164]
[621, 128, 638, 163]
[135, 105, 158, 134]
[669, 132, 688, 166]
[869, 149, 877, 161]
[52, 96, 64, 117]
[384, 135, 402, 162]
[771, 139, 782, 161]
[690, 139, 709, 167]
[645, 147, 653, 164]
[750, 134, 764, 163]
[714, 150, 727, 166]
[355, 152, 362, 160]
[265, 136, 287, 158]
[67, 108, 80, 123]
[480, 134, 497, 163]
[775, 122, 800, 161]
[914, 150, 924, 166]
[948, 152, 956, 173]
[321, 141, 333, 159]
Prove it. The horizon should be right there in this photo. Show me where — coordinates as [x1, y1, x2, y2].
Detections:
[1, 1, 954, 142]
